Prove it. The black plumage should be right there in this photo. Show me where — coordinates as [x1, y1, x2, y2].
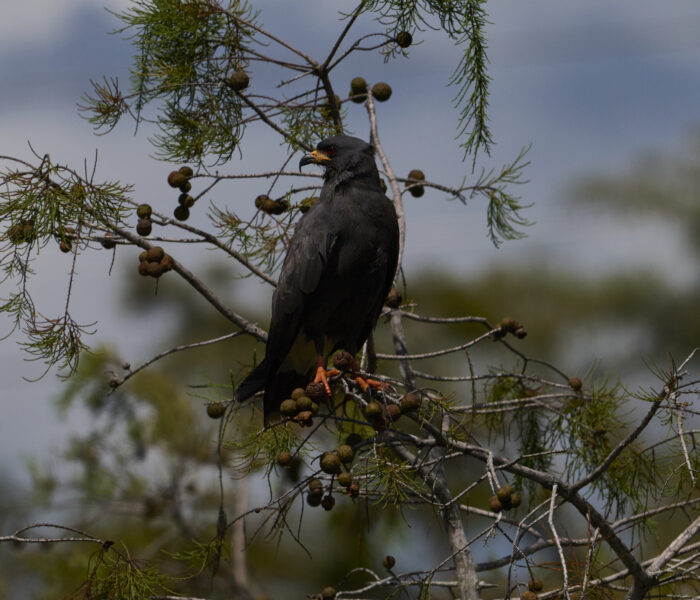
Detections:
[235, 135, 400, 422]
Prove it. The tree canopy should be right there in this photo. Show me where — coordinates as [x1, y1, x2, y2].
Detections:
[0, 2, 698, 600]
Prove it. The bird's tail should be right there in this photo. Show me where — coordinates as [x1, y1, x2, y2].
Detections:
[262, 369, 310, 425]
[235, 360, 310, 425]
[234, 360, 268, 403]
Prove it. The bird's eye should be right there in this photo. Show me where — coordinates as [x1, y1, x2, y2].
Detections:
[327, 146, 336, 157]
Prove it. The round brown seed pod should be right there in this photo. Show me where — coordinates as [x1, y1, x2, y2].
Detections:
[206, 402, 226, 419]
[7, 223, 26, 244]
[371, 82, 392, 102]
[386, 404, 402, 422]
[320, 452, 342, 475]
[349, 89, 366, 103]
[385, 287, 402, 308]
[145, 246, 164, 263]
[70, 183, 87, 200]
[497, 485, 514, 508]
[382, 555, 396, 569]
[337, 444, 354, 464]
[294, 410, 313, 427]
[528, 578, 544, 592]
[321, 495, 335, 511]
[500, 317, 518, 333]
[347, 482, 360, 497]
[408, 184, 424, 198]
[364, 401, 382, 419]
[174, 205, 190, 221]
[299, 196, 319, 213]
[306, 491, 322, 507]
[255, 195, 288, 215]
[146, 262, 164, 278]
[227, 70, 250, 91]
[400, 393, 421, 413]
[489, 496, 503, 512]
[510, 492, 522, 508]
[406, 169, 425, 198]
[178, 193, 195, 208]
[321, 586, 336, 600]
[350, 77, 367, 94]
[167, 171, 186, 188]
[332, 351, 353, 371]
[276, 451, 293, 467]
[291, 387, 306, 400]
[407, 169, 425, 182]
[305, 381, 327, 400]
[337, 472, 353, 487]
[59, 239, 72, 253]
[308, 478, 324, 492]
[296, 395, 313, 412]
[497, 484, 513, 501]
[136, 218, 152, 236]
[280, 399, 298, 416]
[138, 261, 149, 276]
[263, 198, 288, 215]
[568, 377, 583, 391]
[178, 166, 194, 178]
[100, 233, 117, 249]
[396, 31, 412, 48]
[160, 254, 174, 272]
[138, 250, 148, 262]
[136, 204, 152, 219]
[179, 180, 192, 194]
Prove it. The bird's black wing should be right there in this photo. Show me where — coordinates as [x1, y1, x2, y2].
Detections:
[266, 207, 338, 370]
[234, 207, 338, 406]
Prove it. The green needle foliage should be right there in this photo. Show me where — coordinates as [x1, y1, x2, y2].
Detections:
[361, 0, 493, 160]
[1, 2, 698, 600]
[93, 0, 257, 163]
[0, 155, 131, 377]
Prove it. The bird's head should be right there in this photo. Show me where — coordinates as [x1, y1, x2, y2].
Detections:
[299, 136, 379, 187]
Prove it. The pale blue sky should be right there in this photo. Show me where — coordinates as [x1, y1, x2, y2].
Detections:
[1, 1, 700, 476]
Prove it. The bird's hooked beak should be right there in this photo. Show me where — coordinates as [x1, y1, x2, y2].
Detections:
[299, 149, 331, 171]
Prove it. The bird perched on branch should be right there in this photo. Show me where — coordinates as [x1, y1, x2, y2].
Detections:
[235, 135, 400, 422]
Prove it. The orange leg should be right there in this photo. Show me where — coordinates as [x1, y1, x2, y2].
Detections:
[313, 357, 339, 396]
[354, 375, 388, 393]
[348, 357, 388, 392]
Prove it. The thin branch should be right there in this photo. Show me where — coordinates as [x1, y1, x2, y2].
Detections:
[1, 522, 107, 547]
[109, 224, 267, 342]
[570, 397, 662, 493]
[218, 5, 317, 66]
[236, 91, 313, 151]
[549, 484, 571, 600]
[111, 331, 245, 391]
[375, 329, 495, 361]
[365, 89, 405, 272]
[648, 514, 700, 576]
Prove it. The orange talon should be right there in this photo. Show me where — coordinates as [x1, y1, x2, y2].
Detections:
[314, 365, 333, 396]
[354, 375, 388, 393]
[354, 376, 369, 393]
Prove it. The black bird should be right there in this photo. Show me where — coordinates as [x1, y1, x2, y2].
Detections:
[235, 135, 400, 422]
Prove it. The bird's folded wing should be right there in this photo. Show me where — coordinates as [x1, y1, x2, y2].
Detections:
[267, 224, 338, 362]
